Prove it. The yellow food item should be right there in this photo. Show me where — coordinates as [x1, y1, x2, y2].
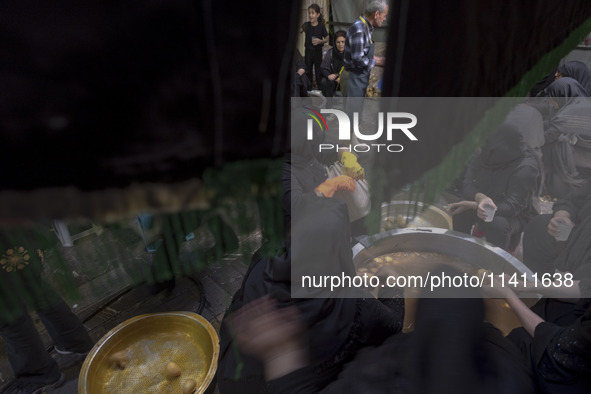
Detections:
[166, 362, 182, 378]
[182, 379, 198, 394]
[109, 351, 130, 369]
[396, 214, 407, 228]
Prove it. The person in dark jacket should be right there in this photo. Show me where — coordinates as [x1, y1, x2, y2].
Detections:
[555, 60, 591, 95]
[484, 277, 591, 394]
[530, 60, 591, 98]
[539, 77, 591, 197]
[523, 179, 591, 279]
[446, 123, 541, 250]
[217, 197, 402, 394]
[320, 31, 346, 102]
[293, 49, 312, 97]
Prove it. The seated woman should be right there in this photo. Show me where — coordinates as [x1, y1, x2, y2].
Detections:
[293, 49, 312, 97]
[446, 123, 540, 250]
[540, 77, 591, 197]
[529, 60, 591, 97]
[319, 31, 346, 103]
[483, 277, 591, 394]
[555, 60, 591, 95]
[523, 178, 591, 278]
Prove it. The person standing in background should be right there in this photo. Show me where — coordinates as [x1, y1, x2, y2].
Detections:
[342, 0, 388, 126]
[300, 4, 328, 90]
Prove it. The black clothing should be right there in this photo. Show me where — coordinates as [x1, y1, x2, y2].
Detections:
[282, 112, 338, 230]
[507, 298, 591, 394]
[542, 79, 591, 196]
[301, 22, 328, 88]
[530, 69, 558, 97]
[456, 124, 540, 249]
[522, 214, 565, 275]
[267, 281, 534, 394]
[551, 180, 591, 278]
[523, 180, 591, 280]
[320, 48, 345, 99]
[302, 22, 328, 50]
[218, 198, 401, 394]
[557, 61, 591, 95]
[293, 49, 311, 97]
[541, 77, 588, 109]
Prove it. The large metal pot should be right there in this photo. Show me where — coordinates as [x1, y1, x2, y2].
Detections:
[352, 227, 537, 334]
[353, 227, 533, 280]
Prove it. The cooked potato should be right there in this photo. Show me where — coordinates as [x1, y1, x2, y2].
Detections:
[109, 351, 130, 369]
[182, 379, 197, 394]
[396, 214, 407, 228]
[166, 362, 182, 378]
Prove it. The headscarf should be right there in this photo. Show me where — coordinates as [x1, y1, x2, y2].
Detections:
[530, 68, 558, 97]
[543, 79, 591, 193]
[331, 31, 346, 73]
[557, 60, 591, 95]
[478, 123, 526, 170]
[464, 123, 540, 220]
[542, 77, 588, 108]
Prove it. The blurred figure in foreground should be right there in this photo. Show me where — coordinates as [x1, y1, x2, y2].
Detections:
[0, 224, 94, 394]
[228, 269, 535, 394]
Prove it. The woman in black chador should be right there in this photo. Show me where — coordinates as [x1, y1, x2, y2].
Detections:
[447, 123, 541, 250]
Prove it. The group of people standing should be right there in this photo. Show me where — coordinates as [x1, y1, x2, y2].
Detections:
[294, 0, 389, 113]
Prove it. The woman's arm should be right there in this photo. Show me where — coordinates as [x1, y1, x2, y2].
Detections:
[506, 293, 545, 337]
[494, 164, 539, 217]
[483, 285, 544, 336]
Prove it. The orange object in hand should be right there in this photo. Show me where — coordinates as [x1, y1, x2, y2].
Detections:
[315, 175, 356, 198]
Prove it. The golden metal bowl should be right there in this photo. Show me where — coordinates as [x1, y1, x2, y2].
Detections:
[78, 312, 219, 393]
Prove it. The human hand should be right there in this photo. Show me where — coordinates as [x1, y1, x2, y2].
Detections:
[312, 38, 322, 46]
[297, 68, 306, 76]
[226, 296, 307, 380]
[315, 175, 356, 198]
[477, 197, 497, 221]
[374, 56, 385, 66]
[328, 74, 338, 81]
[548, 213, 574, 241]
[445, 200, 477, 216]
[340, 151, 364, 180]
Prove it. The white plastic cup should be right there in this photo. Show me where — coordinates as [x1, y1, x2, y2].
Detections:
[483, 204, 496, 222]
[555, 218, 574, 241]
